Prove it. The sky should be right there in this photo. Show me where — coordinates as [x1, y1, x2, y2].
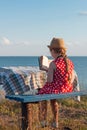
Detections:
[0, 0, 87, 56]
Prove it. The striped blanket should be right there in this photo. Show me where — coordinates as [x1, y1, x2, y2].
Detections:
[0, 67, 47, 95]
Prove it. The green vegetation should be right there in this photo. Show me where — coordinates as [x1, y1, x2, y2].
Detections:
[0, 96, 87, 130]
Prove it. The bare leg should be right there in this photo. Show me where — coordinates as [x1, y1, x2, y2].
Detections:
[38, 100, 47, 122]
[50, 99, 58, 127]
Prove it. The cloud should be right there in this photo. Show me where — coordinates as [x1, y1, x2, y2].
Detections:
[66, 41, 80, 46]
[0, 37, 31, 46]
[66, 41, 73, 46]
[79, 11, 87, 15]
[12, 41, 30, 46]
[1, 37, 11, 45]
[19, 41, 30, 45]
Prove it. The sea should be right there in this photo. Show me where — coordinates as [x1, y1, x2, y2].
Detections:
[0, 56, 87, 91]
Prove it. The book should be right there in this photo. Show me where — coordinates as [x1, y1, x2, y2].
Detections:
[38, 56, 52, 71]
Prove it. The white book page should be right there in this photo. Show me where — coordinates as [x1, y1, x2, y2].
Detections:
[42, 56, 49, 68]
[39, 55, 53, 71]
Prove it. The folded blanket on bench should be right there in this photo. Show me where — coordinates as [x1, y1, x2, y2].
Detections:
[0, 67, 46, 95]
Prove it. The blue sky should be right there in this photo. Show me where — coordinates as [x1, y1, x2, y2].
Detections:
[0, 0, 87, 56]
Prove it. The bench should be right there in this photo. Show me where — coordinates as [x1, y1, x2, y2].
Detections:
[6, 91, 87, 130]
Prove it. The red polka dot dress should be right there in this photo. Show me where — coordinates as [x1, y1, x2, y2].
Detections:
[38, 57, 74, 94]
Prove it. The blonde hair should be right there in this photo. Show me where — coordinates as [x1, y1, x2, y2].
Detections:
[52, 48, 71, 83]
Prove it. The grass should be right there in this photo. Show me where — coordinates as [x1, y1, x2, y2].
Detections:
[0, 96, 87, 130]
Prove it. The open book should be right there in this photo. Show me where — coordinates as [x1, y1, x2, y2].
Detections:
[38, 56, 52, 71]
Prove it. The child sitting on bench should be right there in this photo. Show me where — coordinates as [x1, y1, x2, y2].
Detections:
[38, 37, 75, 128]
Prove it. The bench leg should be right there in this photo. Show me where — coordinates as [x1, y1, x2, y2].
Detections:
[21, 103, 32, 130]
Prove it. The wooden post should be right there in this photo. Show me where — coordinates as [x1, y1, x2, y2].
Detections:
[21, 103, 32, 130]
[21, 103, 27, 130]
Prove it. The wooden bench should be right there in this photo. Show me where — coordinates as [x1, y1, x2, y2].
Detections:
[5, 91, 87, 130]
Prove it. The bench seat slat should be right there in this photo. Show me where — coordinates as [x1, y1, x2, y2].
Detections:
[5, 91, 87, 103]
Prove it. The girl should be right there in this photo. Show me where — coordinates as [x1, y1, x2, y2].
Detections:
[38, 38, 74, 128]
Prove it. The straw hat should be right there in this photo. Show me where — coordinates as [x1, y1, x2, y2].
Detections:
[47, 38, 66, 50]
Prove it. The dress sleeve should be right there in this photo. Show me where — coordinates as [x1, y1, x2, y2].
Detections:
[47, 61, 56, 83]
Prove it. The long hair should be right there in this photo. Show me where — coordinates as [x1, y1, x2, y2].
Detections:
[52, 48, 71, 82]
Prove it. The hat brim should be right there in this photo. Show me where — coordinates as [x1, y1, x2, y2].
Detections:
[47, 45, 51, 48]
[47, 45, 54, 49]
[47, 45, 67, 50]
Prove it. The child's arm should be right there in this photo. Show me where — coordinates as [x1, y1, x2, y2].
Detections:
[47, 61, 56, 83]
